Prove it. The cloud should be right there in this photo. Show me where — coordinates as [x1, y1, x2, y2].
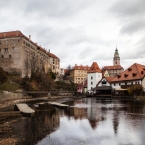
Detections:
[120, 18, 145, 35]
[0, 0, 145, 70]
[110, 0, 145, 18]
[110, 0, 145, 35]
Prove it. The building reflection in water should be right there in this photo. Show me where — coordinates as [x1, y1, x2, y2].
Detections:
[11, 107, 60, 145]
[86, 98, 101, 129]
[65, 98, 102, 129]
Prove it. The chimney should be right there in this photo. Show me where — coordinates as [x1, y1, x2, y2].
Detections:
[49, 49, 50, 52]
[75, 64, 77, 66]
[16, 30, 18, 36]
[4, 32, 6, 37]
[29, 35, 31, 41]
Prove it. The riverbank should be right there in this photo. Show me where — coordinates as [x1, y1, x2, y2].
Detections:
[0, 97, 75, 109]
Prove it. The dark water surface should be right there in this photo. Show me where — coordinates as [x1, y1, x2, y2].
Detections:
[5, 98, 145, 145]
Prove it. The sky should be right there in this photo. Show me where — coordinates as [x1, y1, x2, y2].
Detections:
[0, 0, 145, 69]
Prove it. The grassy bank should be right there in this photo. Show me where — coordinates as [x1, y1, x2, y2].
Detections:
[0, 81, 21, 92]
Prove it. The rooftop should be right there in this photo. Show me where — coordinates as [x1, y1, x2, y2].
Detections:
[112, 63, 145, 82]
[88, 62, 102, 73]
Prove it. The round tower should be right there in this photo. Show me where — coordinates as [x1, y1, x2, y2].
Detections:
[113, 47, 120, 66]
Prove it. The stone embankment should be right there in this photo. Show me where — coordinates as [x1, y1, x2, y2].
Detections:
[0, 95, 75, 109]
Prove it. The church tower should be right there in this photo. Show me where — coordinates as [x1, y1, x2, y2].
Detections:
[113, 47, 120, 66]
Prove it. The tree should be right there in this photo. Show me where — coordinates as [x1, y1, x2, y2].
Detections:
[49, 69, 56, 80]
[0, 67, 7, 84]
[67, 65, 72, 70]
[127, 84, 143, 96]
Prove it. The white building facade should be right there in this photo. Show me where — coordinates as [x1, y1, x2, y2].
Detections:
[87, 62, 102, 92]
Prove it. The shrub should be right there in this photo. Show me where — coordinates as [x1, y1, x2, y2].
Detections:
[127, 84, 143, 95]
[0, 67, 7, 84]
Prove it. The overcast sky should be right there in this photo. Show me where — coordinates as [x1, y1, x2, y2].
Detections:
[0, 0, 145, 69]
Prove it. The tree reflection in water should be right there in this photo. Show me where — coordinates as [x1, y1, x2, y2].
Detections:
[11, 107, 60, 145]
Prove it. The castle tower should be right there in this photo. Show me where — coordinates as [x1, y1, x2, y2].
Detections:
[113, 47, 120, 66]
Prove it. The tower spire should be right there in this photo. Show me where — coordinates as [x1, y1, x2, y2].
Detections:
[113, 47, 120, 66]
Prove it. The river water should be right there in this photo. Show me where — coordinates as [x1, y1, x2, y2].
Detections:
[1, 97, 145, 145]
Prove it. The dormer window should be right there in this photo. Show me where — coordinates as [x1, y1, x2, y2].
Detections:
[128, 68, 132, 71]
[124, 74, 128, 77]
[117, 74, 121, 78]
[141, 71, 144, 74]
[132, 73, 137, 77]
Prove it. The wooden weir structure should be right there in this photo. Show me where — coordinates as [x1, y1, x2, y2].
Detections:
[14, 103, 35, 116]
[38, 102, 69, 109]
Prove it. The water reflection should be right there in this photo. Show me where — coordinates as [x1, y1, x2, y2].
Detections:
[37, 98, 145, 145]
[3, 98, 145, 145]
[11, 107, 60, 145]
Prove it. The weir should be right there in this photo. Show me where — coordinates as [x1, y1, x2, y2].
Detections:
[14, 103, 35, 115]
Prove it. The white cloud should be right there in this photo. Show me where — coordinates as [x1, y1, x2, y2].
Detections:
[0, 0, 145, 69]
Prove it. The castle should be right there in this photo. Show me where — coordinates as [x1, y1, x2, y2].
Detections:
[0, 31, 60, 78]
[103, 48, 124, 77]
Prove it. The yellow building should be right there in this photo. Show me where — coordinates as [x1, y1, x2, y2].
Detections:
[70, 64, 90, 84]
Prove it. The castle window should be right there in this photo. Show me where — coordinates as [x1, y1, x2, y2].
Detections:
[9, 55, 11, 58]
[0, 48, 1, 52]
[6, 41, 8, 44]
[91, 76, 93, 79]
[5, 48, 8, 52]
[2, 55, 3, 58]
[91, 82, 93, 85]
[114, 83, 116, 86]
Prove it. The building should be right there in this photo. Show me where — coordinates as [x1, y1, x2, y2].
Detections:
[60, 68, 65, 76]
[92, 76, 114, 96]
[0, 30, 59, 77]
[69, 64, 90, 84]
[48, 50, 60, 76]
[77, 79, 87, 93]
[111, 63, 145, 91]
[87, 62, 102, 92]
[103, 48, 124, 77]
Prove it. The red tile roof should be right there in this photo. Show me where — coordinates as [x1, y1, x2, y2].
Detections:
[0, 30, 23, 38]
[112, 63, 145, 82]
[73, 65, 90, 70]
[47, 52, 59, 59]
[105, 77, 115, 83]
[88, 62, 102, 73]
[103, 65, 123, 70]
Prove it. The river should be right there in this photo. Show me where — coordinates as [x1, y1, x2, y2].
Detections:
[1, 97, 145, 145]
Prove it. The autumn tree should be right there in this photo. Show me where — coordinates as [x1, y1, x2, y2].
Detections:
[0, 67, 7, 84]
[127, 84, 143, 96]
